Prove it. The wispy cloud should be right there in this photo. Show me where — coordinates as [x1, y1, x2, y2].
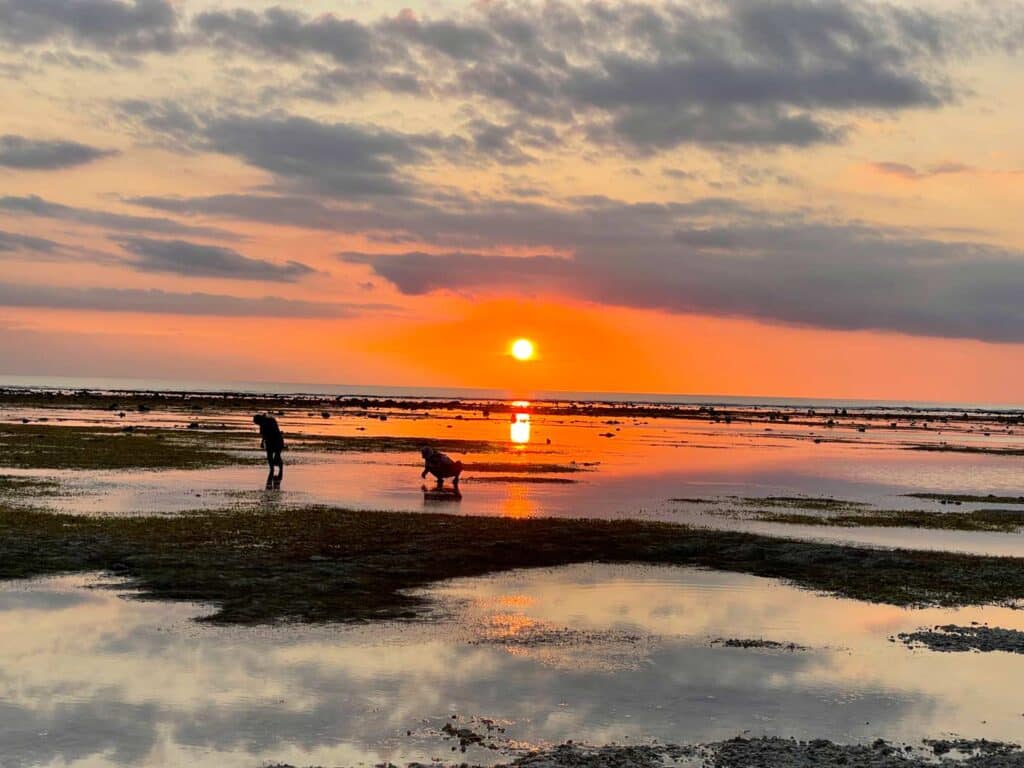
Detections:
[0, 282, 387, 318]
[0, 135, 118, 170]
[0, 195, 241, 240]
[117, 236, 316, 282]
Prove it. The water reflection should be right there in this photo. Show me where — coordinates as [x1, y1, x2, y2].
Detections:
[500, 483, 537, 518]
[12, 399, 1024, 556]
[510, 412, 531, 444]
[4, 565, 1024, 767]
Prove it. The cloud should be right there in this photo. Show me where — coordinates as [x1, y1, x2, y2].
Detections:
[867, 161, 979, 180]
[117, 236, 315, 282]
[127, 178, 1024, 345]
[130, 191, 752, 250]
[202, 114, 442, 198]
[0, 282, 384, 318]
[193, 7, 378, 65]
[0, 0, 179, 52]
[341, 250, 575, 295]
[128, 193, 355, 232]
[0, 135, 118, 170]
[114, 99, 205, 149]
[117, 106, 461, 198]
[9, 1, 1024, 158]
[0, 195, 241, 240]
[336, 200, 1024, 344]
[0, 228, 61, 255]
[176, 0, 1008, 152]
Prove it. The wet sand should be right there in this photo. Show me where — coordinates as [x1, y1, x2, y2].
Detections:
[7, 391, 1024, 557]
[5, 390, 1024, 765]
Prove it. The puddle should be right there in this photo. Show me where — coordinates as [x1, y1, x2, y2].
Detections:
[6, 403, 1024, 556]
[2, 565, 1024, 766]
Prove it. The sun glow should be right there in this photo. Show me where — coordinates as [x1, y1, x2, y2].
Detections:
[510, 412, 531, 444]
[511, 338, 535, 361]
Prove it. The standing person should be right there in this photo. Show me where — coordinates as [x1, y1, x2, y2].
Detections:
[253, 414, 284, 488]
[420, 446, 463, 490]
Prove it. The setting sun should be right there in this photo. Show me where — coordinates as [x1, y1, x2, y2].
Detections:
[511, 338, 535, 361]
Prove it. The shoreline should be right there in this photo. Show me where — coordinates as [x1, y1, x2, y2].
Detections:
[269, 733, 1024, 768]
[3, 389, 1023, 434]
[5, 376, 1024, 413]
[4, 503, 1024, 625]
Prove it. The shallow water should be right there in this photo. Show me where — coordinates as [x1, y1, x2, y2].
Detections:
[6, 401, 1024, 555]
[2, 564, 1024, 767]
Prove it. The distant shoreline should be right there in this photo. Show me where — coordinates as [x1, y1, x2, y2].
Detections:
[3, 387, 1024, 423]
[1, 373, 1023, 412]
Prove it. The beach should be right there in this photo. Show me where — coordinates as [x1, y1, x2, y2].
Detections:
[3, 386, 1024, 766]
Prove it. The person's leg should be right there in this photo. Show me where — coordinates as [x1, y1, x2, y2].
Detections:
[265, 450, 275, 488]
[432, 471, 444, 489]
[452, 461, 463, 489]
[272, 450, 283, 487]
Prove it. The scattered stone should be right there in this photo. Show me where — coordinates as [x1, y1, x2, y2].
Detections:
[428, 736, 1023, 768]
[441, 721, 485, 751]
[711, 638, 809, 651]
[923, 739, 1024, 764]
[895, 624, 1024, 654]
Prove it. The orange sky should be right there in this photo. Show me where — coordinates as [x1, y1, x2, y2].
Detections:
[3, 0, 1024, 403]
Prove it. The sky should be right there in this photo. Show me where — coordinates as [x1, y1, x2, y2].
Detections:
[3, 0, 1024, 402]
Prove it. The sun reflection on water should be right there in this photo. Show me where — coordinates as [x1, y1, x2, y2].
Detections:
[501, 483, 536, 518]
[510, 412, 531, 444]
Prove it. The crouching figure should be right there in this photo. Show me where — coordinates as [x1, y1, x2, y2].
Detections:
[253, 413, 284, 488]
[420, 446, 462, 490]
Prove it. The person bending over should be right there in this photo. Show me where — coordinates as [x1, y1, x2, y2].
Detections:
[420, 446, 462, 490]
[253, 414, 284, 488]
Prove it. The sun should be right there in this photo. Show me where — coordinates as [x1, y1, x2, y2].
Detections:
[511, 338, 535, 361]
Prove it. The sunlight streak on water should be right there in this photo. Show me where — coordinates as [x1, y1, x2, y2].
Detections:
[510, 412, 531, 444]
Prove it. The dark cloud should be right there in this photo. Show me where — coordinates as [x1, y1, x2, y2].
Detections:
[0, 135, 118, 170]
[127, 193, 355, 232]
[193, 7, 378, 64]
[0, 282, 383, 318]
[0, 228, 61, 255]
[324, 197, 1024, 344]
[379, 11, 497, 60]
[590, 104, 841, 150]
[128, 181, 1024, 344]
[464, 117, 561, 165]
[341, 250, 575, 295]
[117, 236, 315, 282]
[8, 1, 1023, 157]
[202, 114, 442, 198]
[297, 66, 425, 102]
[0, 195, 241, 240]
[0, 0, 178, 52]
[174, 0, 1005, 152]
[0, 226, 125, 267]
[117, 107, 459, 198]
[114, 99, 205, 149]
[129, 192, 752, 250]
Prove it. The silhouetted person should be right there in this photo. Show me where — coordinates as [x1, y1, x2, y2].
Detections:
[253, 414, 284, 488]
[421, 446, 462, 490]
